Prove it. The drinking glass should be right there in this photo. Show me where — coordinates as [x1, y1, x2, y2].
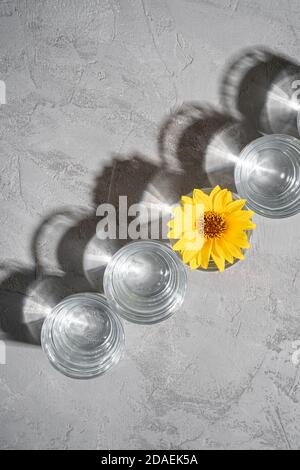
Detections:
[104, 241, 187, 324]
[41, 293, 125, 379]
[235, 134, 300, 218]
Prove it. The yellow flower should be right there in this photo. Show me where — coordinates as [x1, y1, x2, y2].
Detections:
[168, 186, 256, 272]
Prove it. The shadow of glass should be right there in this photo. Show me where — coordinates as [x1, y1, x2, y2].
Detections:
[0, 152, 162, 346]
[220, 46, 300, 137]
[141, 103, 259, 213]
[32, 153, 160, 292]
[0, 100, 263, 347]
[0, 265, 83, 345]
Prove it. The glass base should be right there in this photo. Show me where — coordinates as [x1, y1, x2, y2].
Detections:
[104, 241, 187, 324]
[235, 134, 300, 218]
[41, 293, 125, 379]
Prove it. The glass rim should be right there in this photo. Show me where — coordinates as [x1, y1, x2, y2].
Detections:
[103, 240, 188, 324]
[41, 292, 125, 379]
[235, 134, 300, 219]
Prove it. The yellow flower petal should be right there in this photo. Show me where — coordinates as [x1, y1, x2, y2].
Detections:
[183, 249, 198, 263]
[173, 239, 187, 251]
[224, 199, 247, 214]
[211, 248, 225, 272]
[213, 188, 230, 212]
[182, 229, 198, 241]
[227, 219, 256, 231]
[221, 237, 245, 260]
[181, 204, 196, 233]
[224, 190, 233, 206]
[225, 227, 249, 239]
[200, 239, 213, 269]
[193, 189, 211, 210]
[167, 218, 175, 228]
[181, 228, 203, 248]
[170, 204, 198, 238]
[209, 185, 222, 207]
[243, 221, 256, 230]
[214, 239, 234, 264]
[226, 210, 255, 223]
[181, 195, 193, 205]
[172, 205, 184, 217]
[190, 256, 201, 270]
[225, 233, 250, 249]
[196, 250, 202, 266]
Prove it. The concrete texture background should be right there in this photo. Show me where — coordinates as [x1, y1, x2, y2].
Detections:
[0, 0, 300, 450]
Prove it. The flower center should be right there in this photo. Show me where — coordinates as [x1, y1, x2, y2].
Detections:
[203, 211, 227, 239]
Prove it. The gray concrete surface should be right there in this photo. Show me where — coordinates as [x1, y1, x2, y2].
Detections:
[1, 0, 300, 450]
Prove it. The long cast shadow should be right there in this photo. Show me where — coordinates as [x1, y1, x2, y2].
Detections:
[142, 103, 259, 212]
[220, 46, 300, 137]
[3, 52, 292, 345]
[0, 105, 258, 345]
[0, 155, 160, 345]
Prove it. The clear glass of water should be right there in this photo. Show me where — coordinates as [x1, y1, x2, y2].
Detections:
[41, 293, 125, 379]
[104, 241, 187, 324]
[235, 134, 300, 218]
